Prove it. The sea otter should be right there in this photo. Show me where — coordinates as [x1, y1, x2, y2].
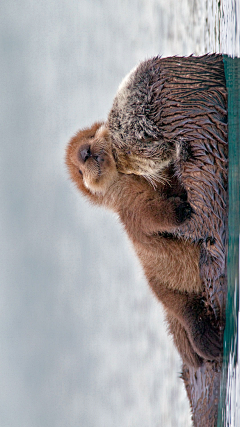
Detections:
[65, 122, 223, 367]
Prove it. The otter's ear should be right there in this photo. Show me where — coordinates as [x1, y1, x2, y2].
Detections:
[77, 121, 105, 140]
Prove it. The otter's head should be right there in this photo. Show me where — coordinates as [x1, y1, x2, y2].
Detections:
[65, 122, 118, 198]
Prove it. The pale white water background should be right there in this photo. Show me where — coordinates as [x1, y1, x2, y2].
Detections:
[0, 1, 239, 426]
[205, 0, 240, 56]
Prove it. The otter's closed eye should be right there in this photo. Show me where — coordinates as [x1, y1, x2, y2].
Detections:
[79, 169, 83, 175]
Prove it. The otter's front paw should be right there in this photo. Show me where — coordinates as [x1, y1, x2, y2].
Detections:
[184, 298, 223, 362]
[169, 198, 193, 225]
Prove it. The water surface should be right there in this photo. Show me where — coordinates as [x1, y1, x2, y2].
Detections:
[218, 56, 240, 427]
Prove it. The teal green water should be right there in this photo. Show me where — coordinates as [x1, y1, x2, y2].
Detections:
[218, 57, 240, 427]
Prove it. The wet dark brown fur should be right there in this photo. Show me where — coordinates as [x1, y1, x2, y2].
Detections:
[65, 121, 223, 368]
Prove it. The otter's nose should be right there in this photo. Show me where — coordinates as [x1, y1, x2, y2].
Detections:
[79, 144, 91, 163]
